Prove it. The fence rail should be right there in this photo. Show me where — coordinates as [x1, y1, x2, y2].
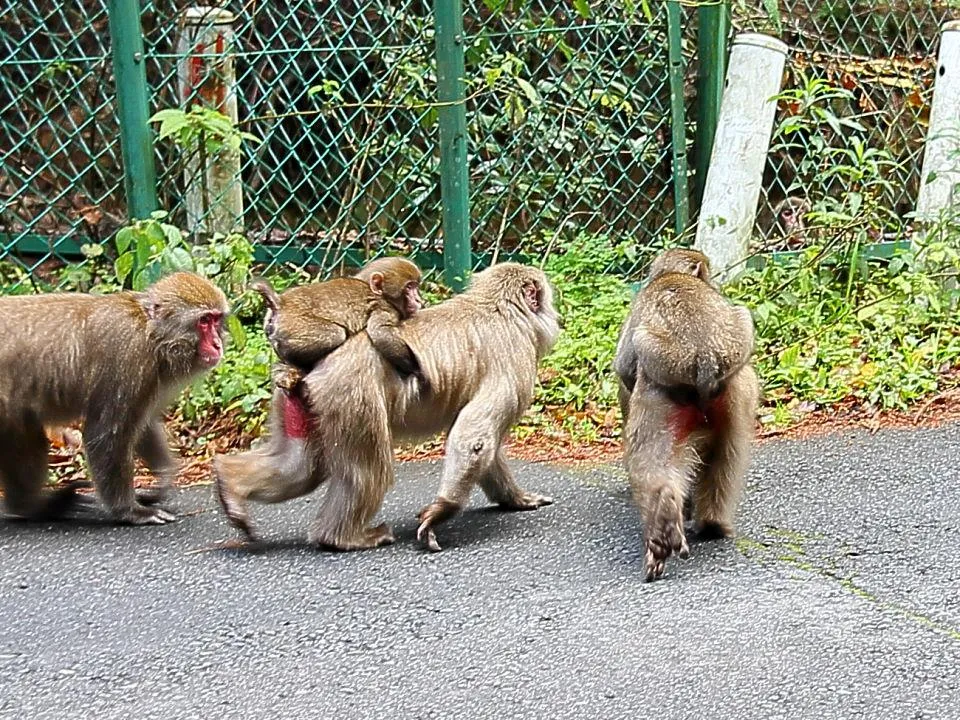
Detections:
[1, 1, 958, 290]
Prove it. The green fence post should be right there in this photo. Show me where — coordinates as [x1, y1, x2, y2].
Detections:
[108, 0, 158, 220]
[693, 0, 730, 214]
[667, 0, 690, 237]
[433, 0, 471, 291]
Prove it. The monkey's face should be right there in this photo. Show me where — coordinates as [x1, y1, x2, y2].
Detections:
[402, 281, 423, 318]
[195, 311, 226, 368]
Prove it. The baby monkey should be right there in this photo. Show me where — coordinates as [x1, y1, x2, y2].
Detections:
[251, 256, 424, 393]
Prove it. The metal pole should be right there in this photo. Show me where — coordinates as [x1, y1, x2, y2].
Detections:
[693, 0, 730, 214]
[433, 0, 471, 291]
[667, 0, 690, 237]
[108, 0, 159, 220]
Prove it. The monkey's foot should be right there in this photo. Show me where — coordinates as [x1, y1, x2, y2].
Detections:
[643, 495, 690, 582]
[694, 520, 733, 541]
[8, 481, 98, 521]
[499, 491, 554, 511]
[365, 523, 396, 547]
[136, 484, 172, 506]
[117, 504, 177, 526]
[214, 472, 259, 541]
[273, 365, 304, 393]
[310, 523, 395, 551]
[416, 498, 461, 552]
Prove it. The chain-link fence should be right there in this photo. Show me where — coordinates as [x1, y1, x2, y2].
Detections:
[740, 0, 960, 250]
[1, 0, 958, 289]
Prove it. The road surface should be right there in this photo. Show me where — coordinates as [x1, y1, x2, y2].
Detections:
[2, 424, 960, 719]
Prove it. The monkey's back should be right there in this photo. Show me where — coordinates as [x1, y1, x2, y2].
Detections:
[0, 292, 153, 421]
[277, 277, 374, 333]
[633, 273, 754, 389]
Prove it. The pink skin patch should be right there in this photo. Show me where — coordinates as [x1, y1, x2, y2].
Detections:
[282, 393, 313, 439]
[668, 392, 728, 444]
[196, 314, 224, 368]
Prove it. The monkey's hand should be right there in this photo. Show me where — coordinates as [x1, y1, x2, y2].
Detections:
[643, 488, 690, 582]
[118, 504, 177, 525]
[498, 491, 553, 511]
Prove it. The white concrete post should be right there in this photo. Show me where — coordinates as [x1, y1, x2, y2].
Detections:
[694, 33, 788, 283]
[915, 21, 960, 232]
[176, 6, 244, 236]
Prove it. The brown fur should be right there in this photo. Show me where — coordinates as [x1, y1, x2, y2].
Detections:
[214, 262, 561, 551]
[0, 272, 228, 525]
[251, 256, 423, 391]
[613, 249, 759, 581]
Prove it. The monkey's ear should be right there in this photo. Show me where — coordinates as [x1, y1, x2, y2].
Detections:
[694, 261, 706, 280]
[368, 272, 385, 296]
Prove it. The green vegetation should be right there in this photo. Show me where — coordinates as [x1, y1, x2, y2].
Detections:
[4, 217, 960, 444]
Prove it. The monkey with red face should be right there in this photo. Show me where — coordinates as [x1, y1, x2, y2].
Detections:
[0, 272, 229, 526]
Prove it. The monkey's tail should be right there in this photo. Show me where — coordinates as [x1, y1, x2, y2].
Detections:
[696, 357, 722, 410]
[250, 278, 280, 312]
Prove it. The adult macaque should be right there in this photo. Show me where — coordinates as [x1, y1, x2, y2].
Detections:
[215, 263, 560, 552]
[251, 256, 423, 393]
[614, 249, 759, 581]
[0, 272, 229, 525]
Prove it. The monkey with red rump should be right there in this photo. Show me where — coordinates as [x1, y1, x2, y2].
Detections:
[613, 249, 759, 581]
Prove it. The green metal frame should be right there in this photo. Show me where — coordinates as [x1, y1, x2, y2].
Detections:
[692, 0, 730, 214]
[433, 0, 472, 291]
[107, 0, 158, 220]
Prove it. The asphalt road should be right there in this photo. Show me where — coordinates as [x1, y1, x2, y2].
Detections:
[2, 424, 960, 719]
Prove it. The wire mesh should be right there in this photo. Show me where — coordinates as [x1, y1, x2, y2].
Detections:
[739, 0, 960, 251]
[0, 0, 126, 289]
[2, 1, 958, 288]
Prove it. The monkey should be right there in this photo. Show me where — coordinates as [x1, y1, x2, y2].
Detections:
[0, 272, 229, 526]
[213, 262, 560, 552]
[756, 195, 811, 250]
[613, 248, 759, 582]
[250, 256, 423, 394]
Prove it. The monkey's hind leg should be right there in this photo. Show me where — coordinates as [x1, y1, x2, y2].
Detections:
[624, 420, 697, 582]
[0, 423, 94, 520]
[307, 462, 395, 552]
[693, 371, 758, 540]
[478, 448, 553, 511]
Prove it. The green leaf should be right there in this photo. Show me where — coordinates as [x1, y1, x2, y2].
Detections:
[115, 227, 133, 254]
[226, 314, 247, 350]
[515, 77, 540, 105]
[857, 302, 883, 321]
[572, 0, 590, 19]
[163, 246, 195, 273]
[761, 0, 782, 31]
[847, 191, 862, 216]
[115, 251, 135, 284]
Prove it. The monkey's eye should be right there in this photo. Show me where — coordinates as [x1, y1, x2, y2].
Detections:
[198, 312, 223, 328]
